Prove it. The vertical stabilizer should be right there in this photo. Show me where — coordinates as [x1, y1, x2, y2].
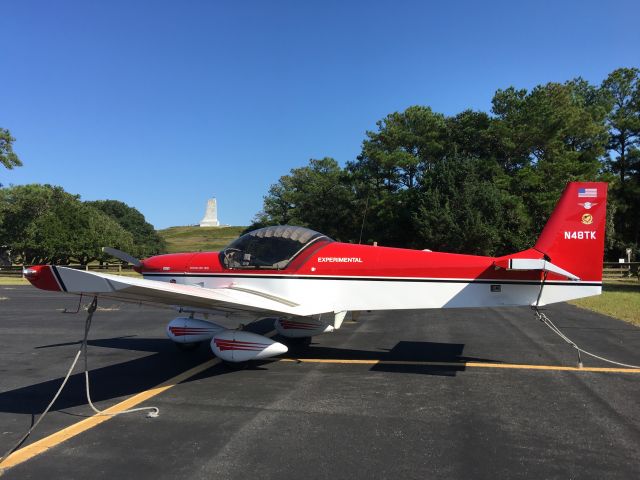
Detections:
[534, 182, 607, 282]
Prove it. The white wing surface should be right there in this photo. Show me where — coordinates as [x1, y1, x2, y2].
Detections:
[47, 266, 315, 317]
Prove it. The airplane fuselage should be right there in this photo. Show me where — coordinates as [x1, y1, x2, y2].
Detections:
[138, 242, 601, 312]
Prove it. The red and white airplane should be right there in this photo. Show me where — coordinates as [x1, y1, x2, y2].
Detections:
[24, 182, 607, 363]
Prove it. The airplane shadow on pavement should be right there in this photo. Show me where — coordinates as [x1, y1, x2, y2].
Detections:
[0, 336, 221, 416]
[0, 322, 499, 416]
[286, 340, 499, 377]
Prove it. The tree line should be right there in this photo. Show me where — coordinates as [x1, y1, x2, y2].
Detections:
[1, 68, 637, 262]
[2, 128, 166, 264]
[250, 68, 639, 259]
[0, 184, 165, 265]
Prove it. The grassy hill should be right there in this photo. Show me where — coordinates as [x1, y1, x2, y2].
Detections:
[157, 226, 246, 254]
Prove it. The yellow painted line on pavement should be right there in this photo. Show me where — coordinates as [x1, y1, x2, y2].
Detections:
[279, 358, 640, 373]
[2, 330, 636, 473]
[0, 357, 220, 471]
[0, 330, 277, 472]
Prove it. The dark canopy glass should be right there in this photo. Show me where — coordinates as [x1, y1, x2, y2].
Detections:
[220, 225, 333, 269]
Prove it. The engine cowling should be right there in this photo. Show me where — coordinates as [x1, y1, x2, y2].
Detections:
[211, 330, 288, 362]
[274, 318, 334, 338]
[166, 317, 226, 344]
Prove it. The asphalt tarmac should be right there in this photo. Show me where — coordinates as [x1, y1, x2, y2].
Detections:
[0, 286, 639, 479]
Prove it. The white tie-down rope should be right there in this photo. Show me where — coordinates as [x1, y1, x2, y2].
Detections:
[534, 271, 640, 369]
[534, 308, 640, 369]
[0, 297, 158, 466]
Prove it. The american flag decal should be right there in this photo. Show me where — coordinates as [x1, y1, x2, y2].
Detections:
[578, 188, 597, 198]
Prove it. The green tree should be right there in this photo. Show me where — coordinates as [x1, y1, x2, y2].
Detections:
[1, 129, 22, 187]
[492, 80, 609, 232]
[251, 69, 639, 258]
[86, 200, 166, 258]
[414, 156, 531, 255]
[250, 158, 357, 241]
[446, 110, 498, 161]
[600, 68, 640, 250]
[0, 128, 22, 170]
[0, 185, 133, 265]
[601, 68, 640, 185]
[346, 106, 450, 247]
[357, 106, 447, 192]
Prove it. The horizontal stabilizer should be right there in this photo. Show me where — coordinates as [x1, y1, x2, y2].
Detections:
[494, 258, 580, 281]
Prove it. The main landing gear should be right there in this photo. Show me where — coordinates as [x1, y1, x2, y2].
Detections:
[284, 336, 312, 348]
[174, 341, 202, 352]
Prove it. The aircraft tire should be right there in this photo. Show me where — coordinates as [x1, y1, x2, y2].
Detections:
[286, 336, 312, 348]
[174, 341, 202, 352]
[221, 360, 249, 370]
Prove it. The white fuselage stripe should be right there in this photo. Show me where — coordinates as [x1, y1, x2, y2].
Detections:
[142, 274, 601, 311]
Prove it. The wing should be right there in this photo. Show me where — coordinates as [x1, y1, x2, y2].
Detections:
[26, 265, 320, 318]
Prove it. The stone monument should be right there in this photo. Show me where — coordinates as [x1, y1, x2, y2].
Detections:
[199, 197, 221, 227]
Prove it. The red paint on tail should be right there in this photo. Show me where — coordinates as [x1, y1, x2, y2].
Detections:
[534, 182, 607, 282]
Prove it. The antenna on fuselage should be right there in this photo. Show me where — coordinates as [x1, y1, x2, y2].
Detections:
[358, 194, 370, 244]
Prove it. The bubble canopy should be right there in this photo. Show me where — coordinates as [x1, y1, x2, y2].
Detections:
[220, 225, 334, 270]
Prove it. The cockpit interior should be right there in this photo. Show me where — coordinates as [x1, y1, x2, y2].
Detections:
[220, 225, 333, 270]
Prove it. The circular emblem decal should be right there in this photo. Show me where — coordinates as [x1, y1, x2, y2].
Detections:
[582, 213, 593, 225]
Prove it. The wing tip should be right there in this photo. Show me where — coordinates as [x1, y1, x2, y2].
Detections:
[23, 265, 65, 291]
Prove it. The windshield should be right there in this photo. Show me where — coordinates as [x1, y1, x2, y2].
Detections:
[220, 225, 333, 270]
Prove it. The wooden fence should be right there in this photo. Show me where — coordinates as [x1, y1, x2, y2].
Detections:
[603, 262, 639, 279]
[0, 264, 136, 277]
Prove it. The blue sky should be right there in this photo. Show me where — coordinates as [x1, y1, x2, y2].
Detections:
[2, 0, 639, 228]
